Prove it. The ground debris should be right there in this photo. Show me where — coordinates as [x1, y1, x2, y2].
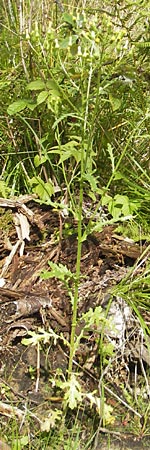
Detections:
[0, 203, 149, 435]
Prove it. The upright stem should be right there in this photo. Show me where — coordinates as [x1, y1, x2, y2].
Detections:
[68, 177, 83, 376]
[68, 42, 94, 377]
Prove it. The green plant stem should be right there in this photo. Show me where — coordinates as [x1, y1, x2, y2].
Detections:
[68, 43, 95, 376]
[68, 177, 83, 376]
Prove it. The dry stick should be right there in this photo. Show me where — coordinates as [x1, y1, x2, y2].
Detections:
[0, 400, 24, 420]
[19, 0, 29, 81]
[0, 240, 21, 277]
[104, 385, 142, 418]
[0, 195, 45, 232]
[0, 378, 46, 405]
[35, 341, 40, 393]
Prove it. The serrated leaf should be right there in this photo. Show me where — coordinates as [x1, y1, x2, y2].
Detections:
[40, 410, 62, 431]
[63, 374, 82, 409]
[41, 262, 74, 282]
[91, 221, 103, 233]
[27, 79, 45, 90]
[37, 90, 49, 105]
[7, 100, 27, 115]
[83, 173, 98, 192]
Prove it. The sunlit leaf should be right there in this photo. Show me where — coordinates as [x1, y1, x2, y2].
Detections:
[113, 171, 124, 180]
[26, 100, 37, 111]
[62, 12, 75, 26]
[46, 80, 60, 93]
[37, 90, 49, 104]
[34, 154, 48, 167]
[63, 374, 82, 409]
[30, 176, 54, 202]
[40, 410, 62, 431]
[83, 173, 98, 192]
[59, 35, 78, 49]
[27, 79, 45, 90]
[41, 262, 74, 281]
[7, 100, 27, 115]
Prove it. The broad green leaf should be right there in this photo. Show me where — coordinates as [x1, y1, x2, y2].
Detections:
[59, 149, 81, 163]
[49, 141, 80, 163]
[33, 181, 54, 202]
[26, 101, 37, 111]
[37, 90, 49, 105]
[52, 114, 83, 130]
[47, 91, 60, 102]
[27, 79, 45, 90]
[19, 436, 29, 446]
[48, 142, 80, 162]
[30, 176, 54, 202]
[101, 194, 112, 206]
[13, 437, 28, 450]
[34, 154, 48, 167]
[108, 204, 121, 220]
[61, 140, 79, 149]
[90, 396, 115, 424]
[46, 80, 60, 93]
[7, 100, 27, 115]
[113, 171, 124, 180]
[62, 12, 75, 26]
[114, 195, 130, 216]
[59, 35, 78, 49]
[59, 150, 72, 163]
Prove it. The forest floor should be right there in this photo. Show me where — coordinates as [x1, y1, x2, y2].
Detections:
[0, 196, 150, 449]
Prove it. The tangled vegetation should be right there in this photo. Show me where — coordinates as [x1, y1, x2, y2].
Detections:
[0, 0, 150, 448]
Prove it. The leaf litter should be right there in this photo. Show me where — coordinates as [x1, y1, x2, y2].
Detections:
[0, 196, 150, 448]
